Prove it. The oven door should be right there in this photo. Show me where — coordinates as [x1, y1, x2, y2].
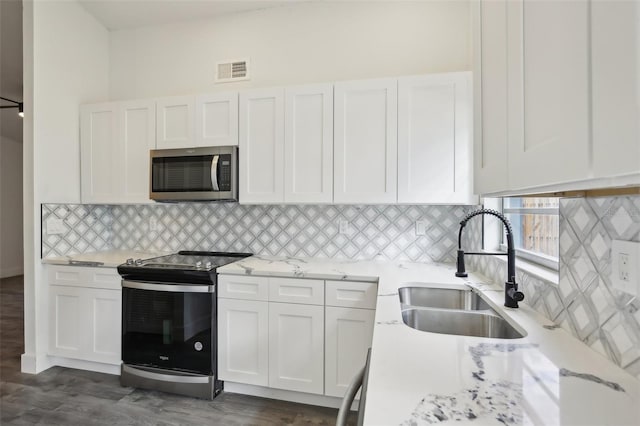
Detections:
[122, 281, 215, 376]
[149, 146, 237, 201]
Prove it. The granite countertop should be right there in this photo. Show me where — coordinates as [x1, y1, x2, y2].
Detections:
[218, 255, 640, 426]
[41, 249, 169, 268]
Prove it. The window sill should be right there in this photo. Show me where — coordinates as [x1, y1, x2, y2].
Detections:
[492, 252, 559, 286]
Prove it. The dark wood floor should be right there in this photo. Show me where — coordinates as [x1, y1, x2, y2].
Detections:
[0, 275, 354, 425]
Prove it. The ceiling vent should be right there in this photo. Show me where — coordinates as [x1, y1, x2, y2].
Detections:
[215, 58, 250, 83]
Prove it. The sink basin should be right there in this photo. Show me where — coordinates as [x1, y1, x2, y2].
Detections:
[401, 308, 525, 339]
[398, 287, 492, 311]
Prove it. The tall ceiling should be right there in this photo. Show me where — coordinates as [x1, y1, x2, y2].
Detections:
[0, 0, 23, 142]
[78, 0, 308, 30]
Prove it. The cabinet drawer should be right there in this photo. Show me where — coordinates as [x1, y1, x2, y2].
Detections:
[269, 278, 324, 305]
[218, 275, 269, 301]
[48, 266, 120, 290]
[326, 280, 377, 309]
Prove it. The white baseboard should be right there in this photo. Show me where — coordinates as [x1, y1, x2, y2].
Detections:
[223, 382, 358, 411]
[1, 266, 24, 279]
[20, 352, 52, 374]
[47, 356, 121, 375]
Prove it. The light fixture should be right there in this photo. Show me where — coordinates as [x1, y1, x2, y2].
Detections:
[0, 96, 24, 118]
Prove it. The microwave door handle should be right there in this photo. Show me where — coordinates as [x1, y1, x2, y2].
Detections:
[211, 155, 220, 191]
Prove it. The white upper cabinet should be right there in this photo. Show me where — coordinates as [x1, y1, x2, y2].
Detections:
[473, 0, 509, 194]
[506, 0, 590, 190]
[81, 103, 118, 203]
[195, 92, 239, 147]
[334, 78, 398, 204]
[591, 0, 640, 179]
[120, 100, 156, 202]
[398, 73, 474, 204]
[284, 84, 334, 204]
[239, 88, 285, 204]
[156, 96, 195, 149]
[81, 100, 155, 204]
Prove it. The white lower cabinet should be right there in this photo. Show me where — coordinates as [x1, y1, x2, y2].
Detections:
[48, 266, 121, 365]
[217, 274, 376, 400]
[324, 307, 375, 398]
[218, 298, 269, 386]
[268, 302, 324, 394]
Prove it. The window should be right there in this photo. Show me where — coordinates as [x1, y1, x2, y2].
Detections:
[501, 197, 559, 270]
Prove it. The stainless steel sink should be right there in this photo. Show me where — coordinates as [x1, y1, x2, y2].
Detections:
[401, 308, 525, 339]
[398, 287, 492, 311]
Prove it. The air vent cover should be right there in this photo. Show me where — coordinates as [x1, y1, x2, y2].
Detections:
[215, 58, 250, 83]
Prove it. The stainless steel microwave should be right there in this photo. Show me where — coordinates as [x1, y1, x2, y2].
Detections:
[149, 146, 238, 202]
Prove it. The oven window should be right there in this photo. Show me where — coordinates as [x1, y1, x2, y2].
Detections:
[152, 155, 214, 192]
[122, 288, 214, 375]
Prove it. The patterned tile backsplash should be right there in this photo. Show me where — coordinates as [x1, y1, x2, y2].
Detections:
[42, 203, 478, 263]
[41, 196, 640, 376]
[470, 196, 640, 378]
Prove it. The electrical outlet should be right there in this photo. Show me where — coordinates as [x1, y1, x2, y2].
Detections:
[611, 240, 640, 296]
[149, 217, 158, 232]
[339, 220, 349, 235]
[46, 217, 66, 235]
[415, 220, 426, 236]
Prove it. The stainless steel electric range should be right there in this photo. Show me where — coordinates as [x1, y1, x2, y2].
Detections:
[117, 251, 252, 400]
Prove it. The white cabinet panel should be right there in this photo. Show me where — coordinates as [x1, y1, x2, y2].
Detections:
[218, 275, 269, 301]
[49, 286, 85, 358]
[269, 277, 324, 305]
[325, 307, 374, 398]
[80, 103, 118, 203]
[284, 84, 333, 203]
[218, 298, 269, 386]
[81, 101, 154, 204]
[239, 88, 285, 203]
[120, 100, 155, 203]
[591, 0, 640, 179]
[334, 78, 397, 204]
[507, 0, 590, 189]
[89, 289, 121, 364]
[325, 281, 377, 310]
[398, 73, 474, 204]
[268, 302, 324, 394]
[156, 96, 195, 149]
[196, 92, 238, 147]
[474, 0, 509, 195]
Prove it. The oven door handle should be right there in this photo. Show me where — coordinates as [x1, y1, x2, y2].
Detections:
[122, 280, 214, 293]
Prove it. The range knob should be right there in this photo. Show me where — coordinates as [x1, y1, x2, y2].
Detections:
[205, 262, 213, 269]
[125, 258, 134, 265]
[195, 261, 203, 269]
[134, 259, 143, 266]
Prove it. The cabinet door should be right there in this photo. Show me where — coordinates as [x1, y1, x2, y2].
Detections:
[120, 100, 156, 203]
[49, 286, 87, 359]
[591, 0, 640, 179]
[218, 298, 269, 386]
[507, 0, 590, 189]
[239, 88, 285, 204]
[156, 96, 195, 149]
[80, 103, 118, 203]
[334, 79, 397, 204]
[325, 307, 374, 398]
[474, 0, 510, 195]
[86, 288, 121, 364]
[284, 84, 333, 203]
[268, 302, 324, 394]
[195, 92, 239, 147]
[398, 73, 474, 204]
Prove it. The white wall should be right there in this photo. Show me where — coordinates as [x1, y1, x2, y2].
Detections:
[22, 0, 109, 373]
[109, 1, 471, 99]
[0, 136, 23, 278]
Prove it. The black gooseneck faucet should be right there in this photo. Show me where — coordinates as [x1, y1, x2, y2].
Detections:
[455, 209, 525, 308]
